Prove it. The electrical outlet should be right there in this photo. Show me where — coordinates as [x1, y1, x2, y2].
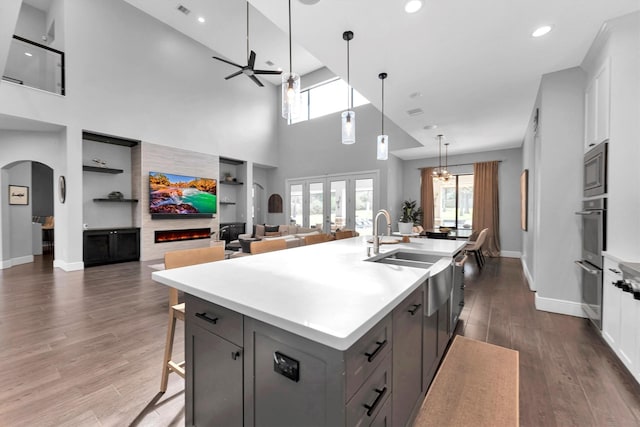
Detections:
[273, 351, 299, 382]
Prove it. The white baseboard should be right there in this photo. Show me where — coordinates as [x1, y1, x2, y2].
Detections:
[0, 255, 34, 269]
[500, 250, 521, 258]
[53, 260, 84, 271]
[521, 258, 535, 291]
[535, 294, 586, 318]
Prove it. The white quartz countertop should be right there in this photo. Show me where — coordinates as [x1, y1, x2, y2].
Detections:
[152, 236, 466, 350]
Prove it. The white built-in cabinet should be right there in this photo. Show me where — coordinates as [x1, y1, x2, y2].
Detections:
[602, 255, 640, 383]
[602, 257, 622, 349]
[584, 58, 610, 151]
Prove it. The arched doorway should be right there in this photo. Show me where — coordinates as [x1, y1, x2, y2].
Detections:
[1, 160, 54, 268]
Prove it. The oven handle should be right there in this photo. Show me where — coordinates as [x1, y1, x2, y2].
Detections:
[574, 261, 601, 275]
[574, 211, 601, 215]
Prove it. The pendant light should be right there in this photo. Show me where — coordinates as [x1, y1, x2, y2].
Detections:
[432, 134, 451, 181]
[281, 0, 300, 121]
[341, 31, 355, 145]
[377, 72, 388, 160]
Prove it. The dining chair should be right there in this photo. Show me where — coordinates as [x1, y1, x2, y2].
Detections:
[303, 233, 333, 245]
[42, 216, 54, 252]
[160, 245, 225, 392]
[249, 238, 287, 255]
[335, 229, 357, 240]
[465, 228, 488, 269]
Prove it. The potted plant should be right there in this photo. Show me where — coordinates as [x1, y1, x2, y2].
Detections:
[398, 199, 423, 234]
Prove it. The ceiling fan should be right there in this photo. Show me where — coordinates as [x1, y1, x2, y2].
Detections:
[212, 1, 282, 87]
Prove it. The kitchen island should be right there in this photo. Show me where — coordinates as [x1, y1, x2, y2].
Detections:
[152, 236, 466, 426]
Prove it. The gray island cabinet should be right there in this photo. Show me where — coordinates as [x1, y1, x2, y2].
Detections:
[153, 236, 466, 427]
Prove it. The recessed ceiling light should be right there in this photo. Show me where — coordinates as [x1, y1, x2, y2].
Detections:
[532, 25, 553, 37]
[405, 0, 423, 14]
[407, 108, 424, 117]
[24, 52, 32, 57]
[424, 124, 438, 130]
[197, 16, 205, 23]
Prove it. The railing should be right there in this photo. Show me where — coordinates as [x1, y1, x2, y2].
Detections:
[2, 35, 65, 95]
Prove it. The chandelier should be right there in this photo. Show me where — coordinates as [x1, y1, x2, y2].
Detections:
[432, 134, 451, 181]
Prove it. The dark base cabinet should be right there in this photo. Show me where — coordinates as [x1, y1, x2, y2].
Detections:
[83, 228, 140, 267]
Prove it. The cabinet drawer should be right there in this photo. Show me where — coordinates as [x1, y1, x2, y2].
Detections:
[186, 294, 243, 346]
[346, 352, 392, 426]
[345, 314, 392, 400]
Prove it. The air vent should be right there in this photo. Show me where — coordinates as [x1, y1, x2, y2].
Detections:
[407, 108, 424, 117]
[177, 5, 191, 15]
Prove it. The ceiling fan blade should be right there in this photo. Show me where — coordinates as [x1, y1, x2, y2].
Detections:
[248, 51, 256, 69]
[249, 74, 264, 87]
[224, 70, 243, 80]
[212, 56, 243, 69]
[254, 69, 283, 75]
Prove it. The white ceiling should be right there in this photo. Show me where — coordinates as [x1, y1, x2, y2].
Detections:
[22, 0, 640, 159]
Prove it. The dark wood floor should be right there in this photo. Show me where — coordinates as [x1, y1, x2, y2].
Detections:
[0, 255, 639, 426]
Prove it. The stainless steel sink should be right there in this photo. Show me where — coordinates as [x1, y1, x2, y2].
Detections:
[367, 250, 453, 316]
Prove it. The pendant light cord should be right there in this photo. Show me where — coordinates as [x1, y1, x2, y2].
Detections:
[381, 77, 385, 135]
[288, 0, 292, 73]
[246, 1, 249, 60]
[347, 37, 351, 110]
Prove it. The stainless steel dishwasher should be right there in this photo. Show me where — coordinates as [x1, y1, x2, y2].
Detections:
[450, 251, 467, 333]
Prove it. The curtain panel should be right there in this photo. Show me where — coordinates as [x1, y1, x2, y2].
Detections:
[472, 161, 501, 257]
[420, 167, 435, 230]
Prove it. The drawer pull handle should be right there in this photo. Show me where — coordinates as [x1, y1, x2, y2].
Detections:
[408, 303, 422, 316]
[364, 340, 387, 363]
[232, 351, 241, 360]
[363, 387, 387, 417]
[195, 312, 219, 324]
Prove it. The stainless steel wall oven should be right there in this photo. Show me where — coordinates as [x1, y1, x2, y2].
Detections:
[575, 198, 606, 329]
[584, 141, 607, 197]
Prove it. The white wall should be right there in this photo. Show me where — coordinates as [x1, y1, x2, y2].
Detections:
[268, 103, 421, 225]
[403, 147, 523, 255]
[533, 67, 585, 313]
[8, 161, 32, 263]
[583, 12, 640, 261]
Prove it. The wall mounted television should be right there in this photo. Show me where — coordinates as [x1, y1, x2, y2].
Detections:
[149, 171, 217, 219]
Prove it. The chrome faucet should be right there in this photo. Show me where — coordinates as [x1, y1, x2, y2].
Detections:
[372, 209, 391, 255]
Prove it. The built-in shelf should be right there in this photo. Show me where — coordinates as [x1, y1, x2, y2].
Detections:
[83, 165, 124, 174]
[93, 198, 138, 202]
[219, 157, 244, 166]
[83, 130, 140, 147]
[220, 201, 236, 205]
[220, 181, 243, 185]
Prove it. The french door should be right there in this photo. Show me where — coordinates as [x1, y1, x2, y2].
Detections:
[287, 171, 378, 236]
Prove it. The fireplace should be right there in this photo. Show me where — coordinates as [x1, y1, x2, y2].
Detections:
[155, 228, 211, 243]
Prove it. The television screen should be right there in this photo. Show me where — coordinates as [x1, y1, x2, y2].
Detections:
[149, 171, 217, 217]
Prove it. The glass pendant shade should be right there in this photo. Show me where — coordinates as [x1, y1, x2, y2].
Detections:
[377, 135, 388, 160]
[341, 111, 356, 144]
[281, 72, 300, 120]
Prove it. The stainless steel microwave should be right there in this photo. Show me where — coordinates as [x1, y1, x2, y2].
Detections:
[584, 141, 607, 197]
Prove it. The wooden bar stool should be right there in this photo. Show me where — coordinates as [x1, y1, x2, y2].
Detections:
[160, 245, 225, 393]
[249, 239, 287, 255]
[303, 233, 333, 245]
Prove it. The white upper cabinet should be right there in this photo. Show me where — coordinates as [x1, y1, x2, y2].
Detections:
[584, 58, 611, 151]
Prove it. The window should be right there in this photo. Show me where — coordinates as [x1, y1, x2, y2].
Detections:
[433, 174, 474, 229]
[291, 78, 369, 124]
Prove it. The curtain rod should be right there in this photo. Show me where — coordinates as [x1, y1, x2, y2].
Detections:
[417, 160, 503, 170]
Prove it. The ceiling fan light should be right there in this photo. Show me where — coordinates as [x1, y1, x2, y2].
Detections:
[405, 0, 423, 14]
[281, 72, 301, 120]
[377, 135, 388, 160]
[341, 111, 356, 144]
